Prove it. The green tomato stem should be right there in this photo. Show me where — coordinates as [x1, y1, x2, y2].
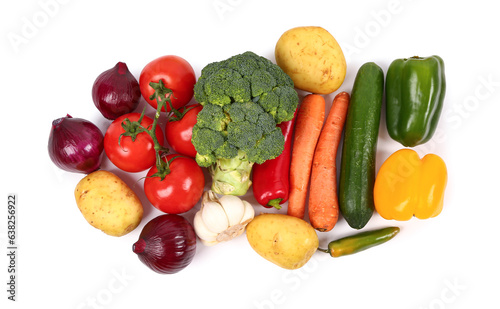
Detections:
[148, 82, 173, 178]
[119, 80, 182, 179]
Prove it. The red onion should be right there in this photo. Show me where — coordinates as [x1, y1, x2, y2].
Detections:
[48, 115, 104, 174]
[133, 214, 197, 274]
[92, 62, 141, 120]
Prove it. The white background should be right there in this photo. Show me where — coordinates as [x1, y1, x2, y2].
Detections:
[1, 0, 499, 308]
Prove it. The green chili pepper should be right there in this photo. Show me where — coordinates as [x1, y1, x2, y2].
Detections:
[318, 227, 400, 257]
[385, 55, 446, 147]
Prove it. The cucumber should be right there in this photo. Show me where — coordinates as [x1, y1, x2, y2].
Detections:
[339, 62, 384, 229]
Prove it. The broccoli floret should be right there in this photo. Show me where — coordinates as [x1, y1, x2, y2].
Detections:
[195, 152, 217, 167]
[214, 141, 238, 159]
[191, 51, 297, 195]
[193, 100, 285, 167]
[194, 51, 298, 124]
[250, 70, 276, 97]
[191, 126, 225, 162]
[259, 86, 300, 124]
[247, 128, 285, 164]
[194, 103, 229, 132]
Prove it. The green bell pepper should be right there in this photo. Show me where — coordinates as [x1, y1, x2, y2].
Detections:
[385, 55, 446, 147]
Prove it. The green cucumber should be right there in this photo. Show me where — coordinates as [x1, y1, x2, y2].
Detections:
[339, 62, 384, 229]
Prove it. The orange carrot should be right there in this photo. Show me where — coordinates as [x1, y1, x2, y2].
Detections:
[287, 94, 326, 219]
[308, 92, 350, 231]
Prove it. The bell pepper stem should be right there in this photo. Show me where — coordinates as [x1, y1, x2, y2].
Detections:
[267, 198, 283, 210]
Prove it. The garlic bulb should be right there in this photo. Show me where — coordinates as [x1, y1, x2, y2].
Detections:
[194, 190, 255, 246]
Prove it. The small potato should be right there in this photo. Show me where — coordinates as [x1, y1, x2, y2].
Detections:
[275, 26, 346, 94]
[74, 170, 143, 237]
[246, 213, 319, 270]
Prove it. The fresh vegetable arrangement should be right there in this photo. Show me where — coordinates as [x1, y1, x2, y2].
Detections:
[191, 51, 299, 196]
[48, 25, 449, 273]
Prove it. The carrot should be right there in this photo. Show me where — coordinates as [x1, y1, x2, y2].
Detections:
[308, 92, 350, 232]
[287, 94, 326, 219]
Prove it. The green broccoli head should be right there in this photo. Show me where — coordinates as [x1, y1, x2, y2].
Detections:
[191, 51, 297, 195]
[192, 101, 284, 167]
[194, 51, 298, 124]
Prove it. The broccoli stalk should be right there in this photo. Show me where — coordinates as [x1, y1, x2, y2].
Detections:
[209, 150, 253, 196]
[192, 51, 298, 196]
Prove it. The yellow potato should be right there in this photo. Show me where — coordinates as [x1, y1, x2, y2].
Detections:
[74, 170, 143, 237]
[275, 26, 346, 94]
[246, 213, 319, 269]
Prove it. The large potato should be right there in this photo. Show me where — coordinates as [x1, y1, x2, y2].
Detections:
[275, 26, 346, 94]
[246, 213, 319, 269]
[74, 170, 143, 237]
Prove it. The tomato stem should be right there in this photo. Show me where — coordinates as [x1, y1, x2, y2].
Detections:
[146, 80, 193, 179]
[148, 85, 173, 178]
[167, 104, 198, 122]
[118, 109, 148, 149]
[118, 79, 188, 179]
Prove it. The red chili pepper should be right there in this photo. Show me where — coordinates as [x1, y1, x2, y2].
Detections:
[252, 111, 297, 209]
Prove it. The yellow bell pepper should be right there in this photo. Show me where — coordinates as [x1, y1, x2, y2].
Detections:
[374, 149, 447, 221]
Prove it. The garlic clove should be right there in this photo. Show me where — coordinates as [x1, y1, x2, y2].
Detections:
[215, 200, 254, 242]
[219, 195, 245, 226]
[241, 200, 255, 224]
[201, 201, 229, 234]
[193, 211, 218, 242]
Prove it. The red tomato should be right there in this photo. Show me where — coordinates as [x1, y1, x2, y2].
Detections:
[104, 113, 164, 173]
[139, 55, 196, 112]
[166, 104, 203, 157]
[144, 154, 205, 214]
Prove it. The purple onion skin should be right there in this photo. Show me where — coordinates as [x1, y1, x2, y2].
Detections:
[133, 214, 197, 274]
[48, 115, 104, 174]
[92, 62, 141, 120]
